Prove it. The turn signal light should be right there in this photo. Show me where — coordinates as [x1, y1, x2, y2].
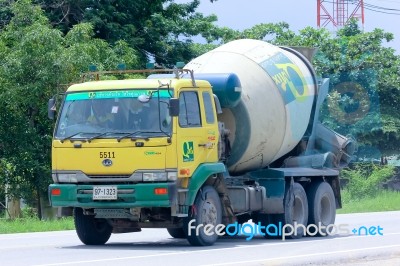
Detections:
[154, 188, 168, 195]
[179, 168, 190, 176]
[51, 188, 61, 196]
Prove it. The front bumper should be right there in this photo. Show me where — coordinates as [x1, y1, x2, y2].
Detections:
[48, 183, 176, 208]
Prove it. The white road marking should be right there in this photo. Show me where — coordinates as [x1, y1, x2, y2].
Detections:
[0, 231, 75, 240]
[203, 244, 400, 266]
[32, 233, 400, 266]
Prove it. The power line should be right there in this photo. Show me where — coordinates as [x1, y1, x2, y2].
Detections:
[364, 1, 400, 15]
[322, 1, 400, 15]
[364, 2, 400, 11]
[364, 6, 400, 14]
[370, 0, 400, 5]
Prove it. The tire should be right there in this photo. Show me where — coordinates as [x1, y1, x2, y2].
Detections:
[275, 182, 309, 239]
[167, 228, 186, 239]
[307, 182, 336, 236]
[185, 186, 222, 246]
[74, 208, 112, 245]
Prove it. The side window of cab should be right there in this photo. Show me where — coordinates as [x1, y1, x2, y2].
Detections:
[202, 91, 215, 124]
[179, 91, 201, 127]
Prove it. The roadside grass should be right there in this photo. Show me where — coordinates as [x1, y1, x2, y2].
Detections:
[338, 189, 400, 214]
[338, 164, 400, 214]
[0, 217, 74, 234]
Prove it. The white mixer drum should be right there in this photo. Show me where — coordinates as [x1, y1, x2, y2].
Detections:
[185, 39, 317, 174]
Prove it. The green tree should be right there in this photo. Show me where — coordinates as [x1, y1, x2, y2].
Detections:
[0, 0, 139, 218]
[200, 22, 296, 45]
[0, 0, 12, 29]
[313, 21, 400, 158]
[33, 0, 221, 66]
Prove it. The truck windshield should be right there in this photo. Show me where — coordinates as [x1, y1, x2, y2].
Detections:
[54, 89, 172, 140]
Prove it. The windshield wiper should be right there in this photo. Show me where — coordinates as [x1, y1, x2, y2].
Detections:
[60, 132, 87, 143]
[117, 131, 171, 142]
[117, 131, 146, 142]
[117, 130, 169, 142]
[87, 132, 115, 142]
[158, 126, 171, 139]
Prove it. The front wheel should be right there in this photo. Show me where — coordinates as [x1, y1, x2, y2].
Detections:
[185, 186, 222, 246]
[74, 208, 112, 245]
[167, 228, 186, 239]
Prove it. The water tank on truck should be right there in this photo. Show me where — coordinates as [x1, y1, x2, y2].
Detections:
[185, 39, 317, 174]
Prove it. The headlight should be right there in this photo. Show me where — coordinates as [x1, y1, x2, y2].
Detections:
[56, 173, 78, 183]
[141, 171, 177, 182]
[167, 171, 177, 181]
[143, 172, 167, 182]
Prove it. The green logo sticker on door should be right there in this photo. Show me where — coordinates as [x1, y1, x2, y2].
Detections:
[183, 141, 194, 162]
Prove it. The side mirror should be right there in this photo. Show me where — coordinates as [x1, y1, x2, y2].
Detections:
[169, 98, 179, 117]
[48, 98, 56, 120]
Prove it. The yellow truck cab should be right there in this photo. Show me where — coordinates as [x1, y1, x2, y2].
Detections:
[49, 69, 229, 246]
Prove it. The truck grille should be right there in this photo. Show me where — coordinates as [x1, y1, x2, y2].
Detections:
[88, 175, 131, 179]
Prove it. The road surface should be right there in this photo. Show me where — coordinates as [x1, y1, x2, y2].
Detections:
[1, 211, 399, 266]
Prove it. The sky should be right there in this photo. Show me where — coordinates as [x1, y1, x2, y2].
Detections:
[176, 0, 400, 52]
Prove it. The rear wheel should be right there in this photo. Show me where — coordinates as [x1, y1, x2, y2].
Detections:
[74, 208, 112, 245]
[307, 182, 336, 236]
[276, 182, 308, 239]
[167, 228, 186, 239]
[185, 186, 222, 246]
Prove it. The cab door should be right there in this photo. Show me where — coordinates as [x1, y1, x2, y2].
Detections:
[176, 89, 218, 178]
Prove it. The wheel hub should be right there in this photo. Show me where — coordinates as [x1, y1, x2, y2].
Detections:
[201, 201, 217, 225]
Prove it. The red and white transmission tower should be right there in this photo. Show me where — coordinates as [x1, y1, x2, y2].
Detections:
[317, 0, 365, 29]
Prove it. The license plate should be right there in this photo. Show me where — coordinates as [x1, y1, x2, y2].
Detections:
[93, 186, 117, 200]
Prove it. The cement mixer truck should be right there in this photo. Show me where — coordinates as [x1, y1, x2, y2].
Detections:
[48, 39, 355, 246]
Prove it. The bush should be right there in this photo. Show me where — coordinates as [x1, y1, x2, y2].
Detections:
[341, 164, 395, 200]
[21, 206, 37, 219]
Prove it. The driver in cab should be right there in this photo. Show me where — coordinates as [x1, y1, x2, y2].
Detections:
[87, 99, 115, 126]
